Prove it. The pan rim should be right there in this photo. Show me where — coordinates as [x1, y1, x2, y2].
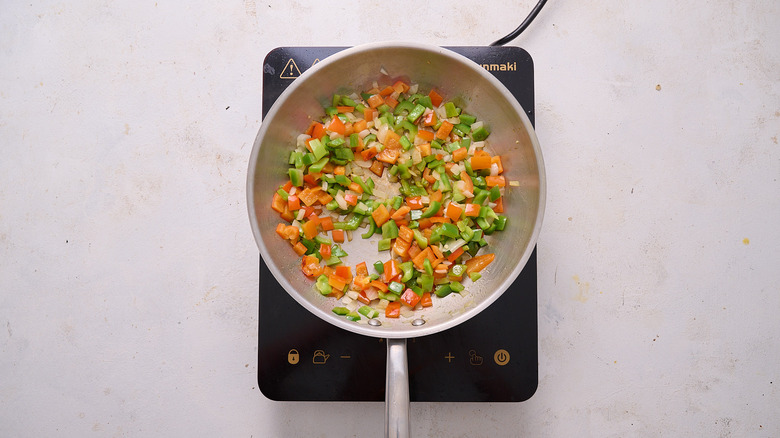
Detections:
[247, 41, 546, 338]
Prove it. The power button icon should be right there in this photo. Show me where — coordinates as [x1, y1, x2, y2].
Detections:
[288, 349, 300, 365]
[494, 349, 510, 366]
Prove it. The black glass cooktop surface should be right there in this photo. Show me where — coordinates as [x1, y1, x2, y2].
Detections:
[258, 46, 537, 402]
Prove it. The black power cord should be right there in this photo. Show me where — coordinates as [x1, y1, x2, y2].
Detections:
[490, 0, 548, 46]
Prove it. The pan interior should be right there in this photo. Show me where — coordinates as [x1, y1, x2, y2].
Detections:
[248, 43, 544, 338]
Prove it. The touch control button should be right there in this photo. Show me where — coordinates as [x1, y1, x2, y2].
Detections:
[287, 349, 300, 365]
[494, 349, 510, 366]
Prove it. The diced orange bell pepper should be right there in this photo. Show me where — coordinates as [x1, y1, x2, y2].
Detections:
[400, 288, 421, 308]
[485, 175, 506, 187]
[460, 171, 474, 194]
[384, 95, 399, 109]
[335, 265, 352, 281]
[367, 94, 384, 109]
[446, 246, 465, 263]
[328, 115, 346, 135]
[319, 243, 331, 259]
[392, 206, 411, 222]
[328, 274, 347, 291]
[416, 130, 434, 142]
[491, 156, 504, 174]
[344, 192, 358, 206]
[420, 292, 433, 308]
[319, 216, 334, 231]
[428, 90, 443, 107]
[301, 255, 323, 277]
[383, 260, 401, 283]
[336, 106, 354, 113]
[465, 253, 495, 274]
[445, 203, 463, 222]
[412, 247, 434, 270]
[332, 229, 345, 243]
[416, 143, 431, 157]
[493, 197, 504, 213]
[353, 119, 368, 133]
[356, 291, 371, 305]
[385, 301, 401, 318]
[422, 111, 437, 127]
[392, 237, 411, 258]
[452, 147, 468, 162]
[271, 192, 286, 213]
[372, 204, 391, 227]
[470, 154, 492, 170]
[292, 242, 307, 256]
[370, 280, 389, 292]
[392, 80, 410, 94]
[406, 197, 424, 210]
[361, 147, 379, 161]
[287, 194, 301, 211]
[397, 225, 414, 243]
[436, 121, 453, 140]
[376, 148, 400, 164]
[302, 219, 319, 240]
[369, 160, 384, 177]
[464, 203, 481, 217]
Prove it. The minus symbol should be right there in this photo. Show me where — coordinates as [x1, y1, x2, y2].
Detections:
[340, 355, 351, 359]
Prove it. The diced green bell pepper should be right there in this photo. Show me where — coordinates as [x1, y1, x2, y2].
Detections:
[472, 126, 490, 141]
[289, 168, 304, 187]
[444, 102, 460, 118]
[358, 306, 379, 319]
[377, 238, 392, 251]
[420, 201, 441, 218]
[434, 284, 453, 298]
[315, 275, 332, 295]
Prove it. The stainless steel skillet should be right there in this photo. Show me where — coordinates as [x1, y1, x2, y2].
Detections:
[248, 42, 545, 438]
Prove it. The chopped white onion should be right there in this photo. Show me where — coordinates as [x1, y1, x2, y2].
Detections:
[377, 124, 389, 143]
[509, 180, 521, 187]
[412, 148, 422, 164]
[335, 191, 348, 210]
[443, 239, 467, 252]
[400, 307, 415, 318]
[354, 158, 372, 168]
[297, 133, 311, 148]
[490, 163, 500, 176]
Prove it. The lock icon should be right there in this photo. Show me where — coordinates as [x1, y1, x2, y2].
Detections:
[287, 349, 300, 365]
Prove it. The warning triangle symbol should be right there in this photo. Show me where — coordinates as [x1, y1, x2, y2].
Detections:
[280, 58, 301, 79]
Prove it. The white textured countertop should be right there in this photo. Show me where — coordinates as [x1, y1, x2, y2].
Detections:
[2, 1, 778, 436]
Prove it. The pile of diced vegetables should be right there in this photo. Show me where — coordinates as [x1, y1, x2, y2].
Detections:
[271, 78, 512, 323]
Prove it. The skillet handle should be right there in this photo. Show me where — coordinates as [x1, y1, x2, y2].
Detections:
[385, 338, 410, 438]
